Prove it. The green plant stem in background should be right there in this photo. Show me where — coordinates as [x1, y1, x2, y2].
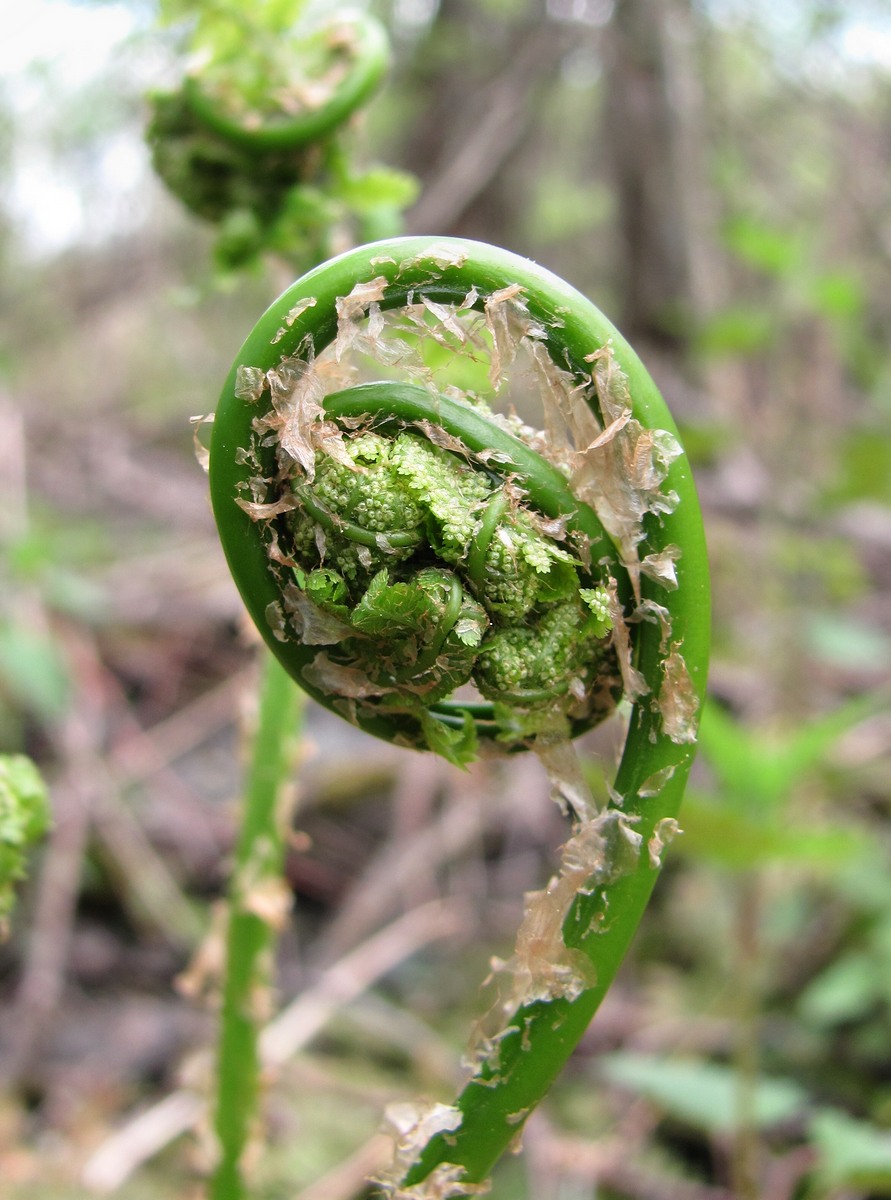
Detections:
[211, 651, 303, 1200]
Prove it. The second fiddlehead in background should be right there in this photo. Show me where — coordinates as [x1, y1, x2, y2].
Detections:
[210, 236, 710, 1195]
[147, 7, 413, 272]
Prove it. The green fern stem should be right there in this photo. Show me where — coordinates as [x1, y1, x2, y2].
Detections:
[211, 651, 304, 1200]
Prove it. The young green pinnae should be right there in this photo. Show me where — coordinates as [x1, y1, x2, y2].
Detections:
[0, 754, 50, 931]
[283, 399, 621, 761]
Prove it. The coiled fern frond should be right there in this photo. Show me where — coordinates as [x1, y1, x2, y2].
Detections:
[147, 10, 410, 270]
[209, 236, 710, 1194]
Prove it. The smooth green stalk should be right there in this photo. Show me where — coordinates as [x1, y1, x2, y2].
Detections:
[209, 237, 711, 1195]
[466, 489, 510, 589]
[211, 651, 304, 1200]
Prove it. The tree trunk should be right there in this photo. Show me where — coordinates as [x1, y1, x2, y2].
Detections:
[603, 0, 721, 347]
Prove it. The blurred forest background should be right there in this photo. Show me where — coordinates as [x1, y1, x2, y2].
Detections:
[1, 0, 891, 1197]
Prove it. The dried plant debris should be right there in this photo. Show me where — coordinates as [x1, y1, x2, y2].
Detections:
[378, 1102, 463, 1184]
[648, 816, 683, 868]
[658, 644, 700, 745]
[191, 412, 215, 472]
[375, 1101, 491, 1198]
[379, 1165, 491, 1200]
[467, 808, 645, 1062]
[232, 274, 695, 761]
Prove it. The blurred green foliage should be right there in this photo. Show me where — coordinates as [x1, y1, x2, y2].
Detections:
[0, 754, 50, 926]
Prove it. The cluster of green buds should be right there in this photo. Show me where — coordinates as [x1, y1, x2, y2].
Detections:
[282, 383, 619, 764]
[147, 10, 414, 271]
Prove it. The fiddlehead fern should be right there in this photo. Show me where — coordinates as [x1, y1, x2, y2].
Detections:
[209, 236, 710, 1195]
[181, 10, 390, 152]
[147, 9, 410, 270]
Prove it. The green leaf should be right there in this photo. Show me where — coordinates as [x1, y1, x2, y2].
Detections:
[698, 694, 887, 812]
[827, 429, 891, 506]
[811, 1108, 891, 1190]
[338, 167, 420, 215]
[214, 207, 264, 270]
[534, 559, 579, 605]
[799, 952, 883, 1028]
[696, 702, 780, 806]
[780, 689, 891, 781]
[351, 570, 438, 637]
[694, 305, 777, 358]
[809, 270, 865, 321]
[453, 617, 484, 648]
[677, 790, 866, 872]
[600, 1053, 808, 1135]
[419, 709, 478, 769]
[279, 184, 334, 227]
[579, 586, 613, 638]
[304, 568, 351, 622]
[0, 623, 71, 721]
[724, 215, 805, 277]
